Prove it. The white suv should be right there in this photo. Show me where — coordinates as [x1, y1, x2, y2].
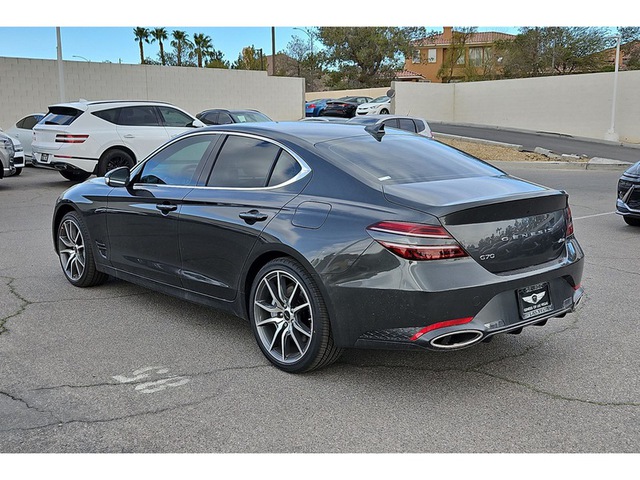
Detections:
[32, 100, 205, 181]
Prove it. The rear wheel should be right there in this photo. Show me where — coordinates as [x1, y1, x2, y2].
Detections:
[380, 108, 389, 114]
[98, 149, 134, 177]
[624, 216, 640, 227]
[60, 170, 91, 182]
[57, 211, 108, 287]
[249, 258, 342, 373]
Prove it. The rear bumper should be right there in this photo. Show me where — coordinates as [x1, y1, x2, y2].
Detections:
[324, 237, 585, 350]
[32, 150, 97, 174]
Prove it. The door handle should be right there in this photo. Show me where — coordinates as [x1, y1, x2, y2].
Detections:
[239, 210, 269, 224]
[156, 203, 177, 214]
[123, 134, 135, 138]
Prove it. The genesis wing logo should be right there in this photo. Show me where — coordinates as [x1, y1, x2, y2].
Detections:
[522, 291, 546, 305]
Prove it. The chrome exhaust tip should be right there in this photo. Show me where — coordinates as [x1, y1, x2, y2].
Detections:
[429, 330, 484, 350]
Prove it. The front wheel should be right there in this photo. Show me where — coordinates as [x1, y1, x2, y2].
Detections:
[249, 258, 342, 373]
[13, 167, 22, 176]
[380, 108, 389, 114]
[60, 170, 91, 182]
[57, 211, 108, 287]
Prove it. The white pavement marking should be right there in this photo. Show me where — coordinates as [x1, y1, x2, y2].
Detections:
[574, 212, 615, 220]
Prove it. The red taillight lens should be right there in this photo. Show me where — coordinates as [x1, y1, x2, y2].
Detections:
[309, 103, 316, 108]
[55, 134, 89, 144]
[565, 206, 574, 237]
[367, 221, 468, 261]
[410, 317, 474, 341]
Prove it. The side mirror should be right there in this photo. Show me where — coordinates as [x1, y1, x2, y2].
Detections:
[191, 119, 206, 128]
[386, 88, 396, 98]
[105, 166, 131, 187]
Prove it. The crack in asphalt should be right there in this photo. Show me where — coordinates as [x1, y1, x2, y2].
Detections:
[584, 261, 640, 277]
[0, 390, 57, 416]
[0, 276, 29, 335]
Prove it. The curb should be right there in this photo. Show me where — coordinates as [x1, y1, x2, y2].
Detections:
[433, 133, 633, 171]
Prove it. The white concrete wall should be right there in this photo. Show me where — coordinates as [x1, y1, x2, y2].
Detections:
[0, 57, 305, 130]
[391, 71, 640, 143]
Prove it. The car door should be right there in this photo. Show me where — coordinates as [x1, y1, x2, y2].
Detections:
[114, 105, 170, 161]
[179, 133, 310, 300]
[11, 114, 43, 158]
[106, 133, 219, 286]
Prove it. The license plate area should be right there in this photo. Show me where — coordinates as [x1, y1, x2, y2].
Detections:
[517, 282, 553, 320]
[40, 153, 49, 163]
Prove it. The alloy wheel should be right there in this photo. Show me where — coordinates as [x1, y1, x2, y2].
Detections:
[58, 218, 86, 281]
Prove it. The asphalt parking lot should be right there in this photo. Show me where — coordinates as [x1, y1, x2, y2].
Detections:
[0, 163, 638, 455]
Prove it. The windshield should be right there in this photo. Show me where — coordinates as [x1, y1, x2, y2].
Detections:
[372, 96, 390, 103]
[230, 111, 272, 123]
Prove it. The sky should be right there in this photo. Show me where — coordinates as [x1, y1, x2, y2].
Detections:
[1, 1, 633, 66]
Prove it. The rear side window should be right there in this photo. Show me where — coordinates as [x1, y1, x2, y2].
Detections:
[42, 107, 83, 126]
[268, 151, 302, 187]
[397, 118, 416, 133]
[117, 106, 161, 126]
[207, 135, 280, 188]
[92, 108, 120, 124]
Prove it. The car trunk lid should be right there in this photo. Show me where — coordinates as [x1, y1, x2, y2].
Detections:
[383, 176, 569, 273]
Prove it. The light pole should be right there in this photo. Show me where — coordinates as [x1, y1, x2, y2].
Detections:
[605, 35, 621, 142]
[72, 55, 90, 62]
[293, 27, 314, 56]
[56, 27, 65, 102]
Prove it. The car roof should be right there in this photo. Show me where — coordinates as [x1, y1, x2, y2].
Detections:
[349, 115, 426, 122]
[47, 100, 175, 111]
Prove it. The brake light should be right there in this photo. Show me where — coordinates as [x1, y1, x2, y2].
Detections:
[55, 134, 89, 144]
[309, 103, 316, 108]
[410, 317, 474, 341]
[367, 221, 468, 261]
[565, 206, 574, 237]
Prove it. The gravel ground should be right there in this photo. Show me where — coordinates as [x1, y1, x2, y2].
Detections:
[436, 136, 584, 163]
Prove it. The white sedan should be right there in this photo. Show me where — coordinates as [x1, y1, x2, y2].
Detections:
[355, 96, 391, 116]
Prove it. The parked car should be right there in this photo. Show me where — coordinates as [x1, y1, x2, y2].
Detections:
[347, 114, 433, 138]
[7, 136, 25, 175]
[305, 98, 332, 117]
[2, 112, 45, 160]
[52, 122, 585, 373]
[0, 132, 16, 179]
[616, 161, 640, 226]
[299, 116, 347, 123]
[355, 95, 392, 116]
[196, 109, 272, 125]
[32, 100, 205, 181]
[320, 96, 373, 118]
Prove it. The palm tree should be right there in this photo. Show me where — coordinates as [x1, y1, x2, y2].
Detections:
[133, 27, 150, 64]
[171, 30, 192, 67]
[193, 33, 213, 68]
[150, 27, 168, 65]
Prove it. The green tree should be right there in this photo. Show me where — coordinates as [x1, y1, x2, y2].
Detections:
[317, 27, 426, 88]
[618, 27, 640, 70]
[193, 33, 213, 68]
[150, 27, 168, 66]
[233, 45, 267, 70]
[205, 49, 231, 69]
[437, 27, 477, 82]
[171, 30, 192, 67]
[133, 27, 150, 64]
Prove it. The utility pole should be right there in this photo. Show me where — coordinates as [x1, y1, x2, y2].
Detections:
[56, 27, 65, 102]
[605, 35, 621, 142]
[271, 27, 276, 75]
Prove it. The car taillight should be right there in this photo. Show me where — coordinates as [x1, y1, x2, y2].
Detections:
[565, 206, 574, 237]
[367, 221, 468, 261]
[410, 317, 474, 341]
[55, 134, 89, 144]
[309, 103, 316, 108]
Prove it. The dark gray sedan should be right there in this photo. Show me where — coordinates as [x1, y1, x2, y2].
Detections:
[52, 122, 585, 373]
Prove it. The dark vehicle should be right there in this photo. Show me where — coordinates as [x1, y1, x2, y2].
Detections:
[305, 98, 332, 117]
[196, 109, 272, 125]
[52, 122, 585, 373]
[320, 96, 373, 118]
[616, 161, 640, 226]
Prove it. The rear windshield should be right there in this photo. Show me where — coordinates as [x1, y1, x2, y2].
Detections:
[229, 111, 272, 123]
[42, 107, 83, 126]
[315, 132, 503, 185]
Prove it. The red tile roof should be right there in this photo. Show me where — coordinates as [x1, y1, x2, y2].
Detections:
[414, 30, 516, 47]
[394, 69, 427, 80]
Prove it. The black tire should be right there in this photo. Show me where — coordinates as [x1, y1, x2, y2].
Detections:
[13, 167, 22, 176]
[380, 108, 389, 114]
[624, 216, 640, 227]
[249, 257, 342, 373]
[98, 149, 135, 177]
[60, 170, 91, 182]
[57, 211, 108, 288]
